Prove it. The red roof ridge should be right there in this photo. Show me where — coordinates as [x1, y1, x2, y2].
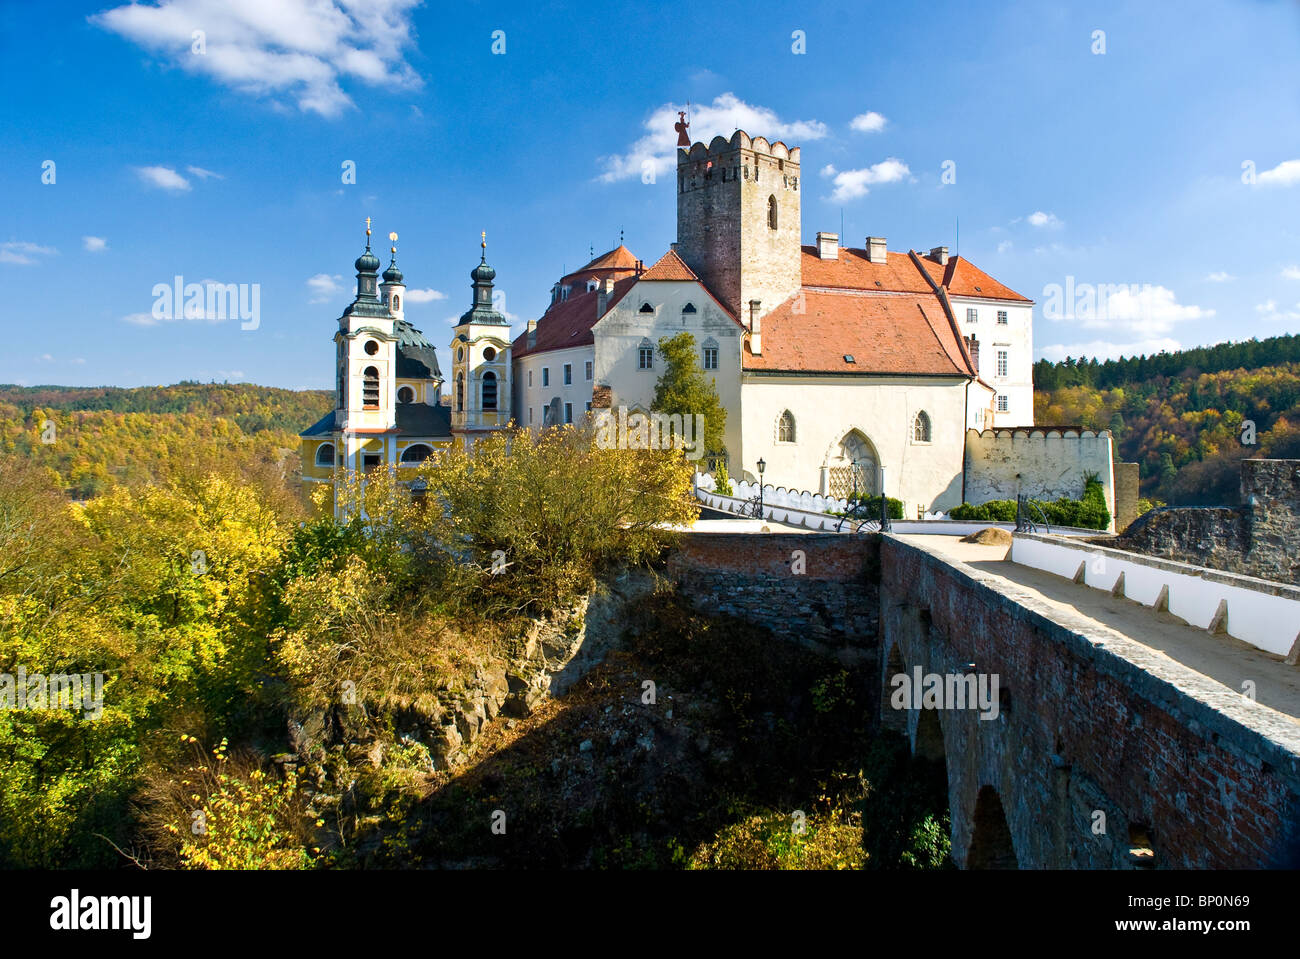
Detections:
[639, 248, 698, 281]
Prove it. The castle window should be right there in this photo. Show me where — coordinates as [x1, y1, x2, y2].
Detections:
[483, 346, 497, 362]
[401, 443, 433, 464]
[997, 395, 1009, 412]
[364, 340, 379, 355]
[565, 402, 573, 424]
[456, 373, 464, 412]
[363, 367, 380, 408]
[392, 294, 400, 311]
[913, 411, 932, 443]
[997, 350, 1009, 378]
[564, 363, 572, 385]
[768, 195, 778, 230]
[997, 310, 1008, 325]
[778, 410, 796, 443]
[397, 386, 415, 404]
[528, 369, 533, 388]
[966, 308, 978, 324]
[542, 367, 550, 387]
[682, 302, 696, 315]
[585, 359, 593, 380]
[315, 443, 335, 467]
[702, 336, 719, 370]
[639, 302, 655, 314]
[638, 338, 654, 370]
[482, 371, 498, 410]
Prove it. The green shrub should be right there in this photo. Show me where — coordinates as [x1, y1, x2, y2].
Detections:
[714, 462, 733, 497]
[842, 493, 905, 519]
[949, 474, 1110, 530]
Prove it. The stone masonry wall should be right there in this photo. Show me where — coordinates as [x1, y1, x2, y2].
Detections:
[668, 532, 878, 669]
[880, 535, 1300, 869]
[1115, 459, 1300, 585]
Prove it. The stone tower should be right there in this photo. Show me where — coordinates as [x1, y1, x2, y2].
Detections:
[675, 130, 802, 325]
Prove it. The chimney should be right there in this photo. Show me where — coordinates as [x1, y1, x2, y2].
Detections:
[816, 232, 839, 260]
[929, 245, 949, 266]
[866, 236, 887, 264]
[527, 318, 537, 349]
[749, 299, 762, 355]
[597, 276, 614, 315]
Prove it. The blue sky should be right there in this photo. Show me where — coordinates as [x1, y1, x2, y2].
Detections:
[2, 0, 1298, 390]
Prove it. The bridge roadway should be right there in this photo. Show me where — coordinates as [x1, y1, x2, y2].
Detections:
[903, 534, 1300, 722]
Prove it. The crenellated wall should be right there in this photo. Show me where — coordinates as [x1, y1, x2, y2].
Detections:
[964, 427, 1116, 529]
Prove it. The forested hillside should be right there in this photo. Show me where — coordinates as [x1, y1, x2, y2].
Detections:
[1034, 334, 1300, 505]
[0, 382, 332, 497]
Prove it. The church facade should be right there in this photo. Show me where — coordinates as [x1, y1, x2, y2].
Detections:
[304, 128, 1039, 518]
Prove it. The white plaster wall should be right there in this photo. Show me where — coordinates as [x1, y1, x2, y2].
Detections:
[739, 374, 968, 512]
[965, 429, 1115, 529]
[952, 298, 1033, 427]
[513, 343, 595, 427]
[594, 279, 743, 462]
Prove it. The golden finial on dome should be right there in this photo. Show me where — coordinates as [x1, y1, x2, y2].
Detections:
[389, 231, 398, 254]
[365, 216, 371, 237]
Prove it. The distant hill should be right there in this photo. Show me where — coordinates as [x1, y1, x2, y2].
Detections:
[0, 382, 332, 498]
[1033, 334, 1300, 505]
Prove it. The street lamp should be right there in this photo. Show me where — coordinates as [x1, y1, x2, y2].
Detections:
[879, 465, 891, 532]
[756, 458, 766, 516]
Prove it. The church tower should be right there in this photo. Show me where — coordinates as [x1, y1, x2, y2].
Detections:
[335, 218, 398, 457]
[450, 233, 512, 447]
[675, 130, 802, 327]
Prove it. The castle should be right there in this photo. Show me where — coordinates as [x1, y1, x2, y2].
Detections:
[302, 129, 1047, 516]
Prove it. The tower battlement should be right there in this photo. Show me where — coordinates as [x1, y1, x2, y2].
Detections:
[676, 129, 803, 322]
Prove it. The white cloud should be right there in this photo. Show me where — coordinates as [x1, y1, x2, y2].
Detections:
[1026, 211, 1061, 229]
[1037, 337, 1182, 363]
[849, 111, 887, 133]
[136, 165, 191, 191]
[39, 354, 54, 362]
[306, 272, 344, 303]
[402, 288, 446, 304]
[821, 158, 910, 203]
[997, 240, 1013, 254]
[71, 358, 86, 365]
[1282, 265, 1300, 281]
[596, 92, 827, 183]
[1205, 271, 1235, 282]
[185, 165, 223, 180]
[91, 0, 422, 119]
[83, 236, 108, 252]
[122, 312, 159, 326]
[0, 241, 57, 265]
[1043, 282, 1214, 334]
[1258, 159, 1300, 187]
[1255, 299, 1300, 323]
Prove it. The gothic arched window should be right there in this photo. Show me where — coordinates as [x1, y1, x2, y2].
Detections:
[913, 411, 932, 443]
[778, 409, 795, 443]
[363, 367, 380, 409]
[768, 195, 778, 230]
[456, 373, 464, 412]
[482, 371, 498, 410]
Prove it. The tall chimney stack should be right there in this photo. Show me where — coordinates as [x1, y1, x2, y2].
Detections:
[749, 299, 762, 355]
[866, 236, 887, 264]
[816, 232, 839, 260]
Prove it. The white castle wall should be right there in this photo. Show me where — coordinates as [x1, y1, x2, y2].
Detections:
[965, 428, 1116, 530]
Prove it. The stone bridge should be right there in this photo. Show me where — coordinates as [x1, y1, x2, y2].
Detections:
[669, 530, 1300, 868]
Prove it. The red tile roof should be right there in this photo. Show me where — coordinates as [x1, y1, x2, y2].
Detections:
[638, 248, 698, 281]
[513, 275, 637, 359]
[916, 255, 1031, 302]
[743, 290, 975, 376]
[799, 246, 936, 294]
[559, 244, 641, 286]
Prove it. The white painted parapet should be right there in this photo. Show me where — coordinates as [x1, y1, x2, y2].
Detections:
[1011, 533, 1300, 658]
